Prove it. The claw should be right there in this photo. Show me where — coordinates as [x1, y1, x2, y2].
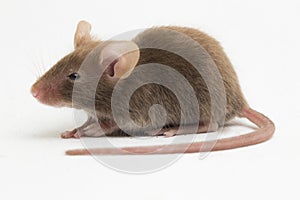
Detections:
[163, 129, 177, 137]
[61, 129, 79, 139]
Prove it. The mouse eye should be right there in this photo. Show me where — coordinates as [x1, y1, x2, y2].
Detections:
[68, 73, 80, 81]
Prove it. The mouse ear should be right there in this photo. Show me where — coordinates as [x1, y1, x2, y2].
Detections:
[74, 20, 92, 48]
[100, 41, 140, 79]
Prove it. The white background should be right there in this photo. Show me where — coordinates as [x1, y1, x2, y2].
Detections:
[0, 0, 299, 199]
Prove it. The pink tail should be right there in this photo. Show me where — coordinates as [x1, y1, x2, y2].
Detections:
[66, 107, 275, 155]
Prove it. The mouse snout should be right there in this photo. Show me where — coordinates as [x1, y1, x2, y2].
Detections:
[31, 83, 43, 99]
[31, 86, 39, 98]
[30, 83, 48, 102]
[31, 82, 64, 106]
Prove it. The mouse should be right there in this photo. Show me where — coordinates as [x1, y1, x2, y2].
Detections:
[31, 20, 275, 155]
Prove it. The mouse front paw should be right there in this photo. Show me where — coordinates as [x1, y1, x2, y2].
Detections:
[61, 129, 80, 139]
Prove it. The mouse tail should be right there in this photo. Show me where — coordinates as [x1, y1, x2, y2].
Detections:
[65, 107, 275, 155]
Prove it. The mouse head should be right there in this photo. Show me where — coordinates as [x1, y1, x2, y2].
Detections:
[31, 21, 140, 111]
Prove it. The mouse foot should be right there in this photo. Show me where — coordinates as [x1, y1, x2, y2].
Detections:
[60, 117, 117, 138]
[61, 129, 80, 139]
[60, 117, 99, 138]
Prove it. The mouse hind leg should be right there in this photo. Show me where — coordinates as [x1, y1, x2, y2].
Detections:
[146, 122, 218, 137]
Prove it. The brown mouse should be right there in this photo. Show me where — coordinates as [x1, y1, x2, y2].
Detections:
[31, 21, 275, 155]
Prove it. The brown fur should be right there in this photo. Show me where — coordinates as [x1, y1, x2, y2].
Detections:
[32, 26, 248, 132]
[31, 22, 274, 155]
[163, 26, 247, 119]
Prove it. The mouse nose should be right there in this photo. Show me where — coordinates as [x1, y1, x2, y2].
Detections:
[31, 86, 39, 98]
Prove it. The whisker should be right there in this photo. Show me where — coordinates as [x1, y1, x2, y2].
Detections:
[26, 65, 37, 78]
[37, 52, 43, 77]
[31, 59, 40, 79]
[40, 53, 46, 74]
